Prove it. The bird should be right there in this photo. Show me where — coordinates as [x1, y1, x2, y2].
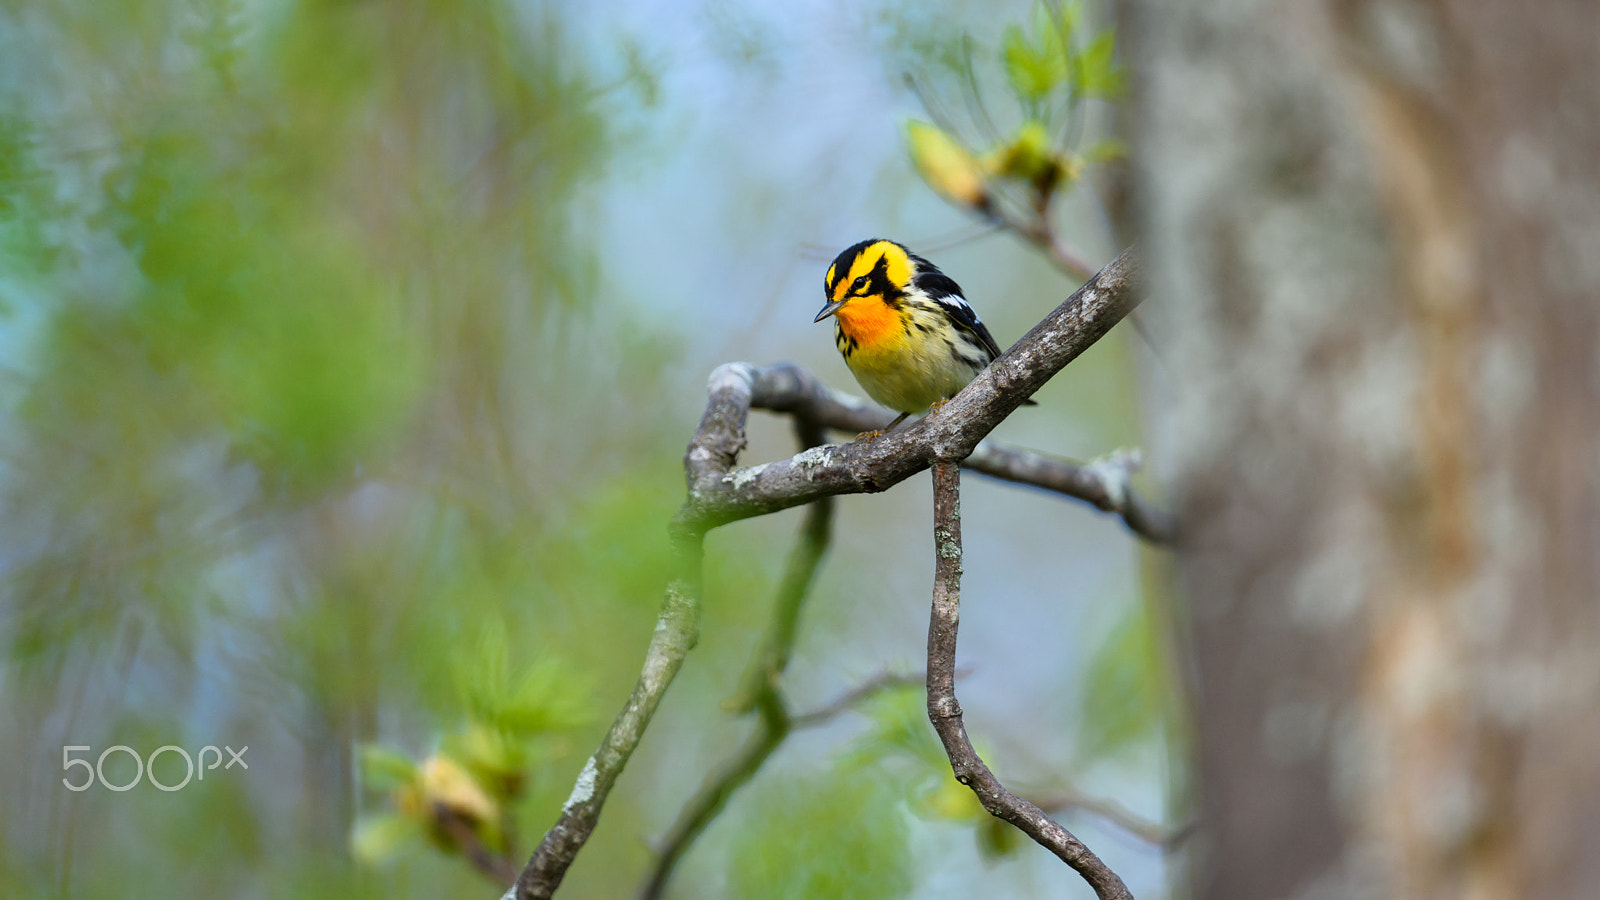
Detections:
[814, 238, 1031, 436]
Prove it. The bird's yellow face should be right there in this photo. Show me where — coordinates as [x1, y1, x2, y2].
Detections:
[815, 240, 914, 350]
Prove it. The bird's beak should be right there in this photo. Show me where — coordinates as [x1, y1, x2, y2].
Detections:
[813, 299, 846, 323]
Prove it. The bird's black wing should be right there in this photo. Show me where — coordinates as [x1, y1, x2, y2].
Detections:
[915, 270, 1006, 361]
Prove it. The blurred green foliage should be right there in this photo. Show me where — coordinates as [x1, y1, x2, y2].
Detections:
[1080, 600, 1165, 765]
[729, 766, 913, 900]
[844, 685, 1032, 864]
[0, 114, 55, 281]
[1001, 2, 1124, 107]
[903, 0, 1126, 219]
[109, 128, 422, 484]
[0, 0, 1168, 897]
[0, 0, 678, 895]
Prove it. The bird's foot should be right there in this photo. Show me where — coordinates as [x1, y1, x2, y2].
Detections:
[855, 411, 913, 442]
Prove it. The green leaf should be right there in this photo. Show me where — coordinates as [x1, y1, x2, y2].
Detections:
[454, 628, 592, 737]
[985, 119, 1057, 183]
[1001, 25, 1033, 99]
[909, 776, 984, 823]
[1001, 21, 1066, 103]
[441, 723, 536, 800]
[1075, 30, 1125, 99]
[904, 120, 988, 209]
[1044, 0, 1082, 40]
[357, 745, 420, 791]
[730, 768, 913, 900]
[350, 814, 424, 866]
[1030, 2, 1070, 80]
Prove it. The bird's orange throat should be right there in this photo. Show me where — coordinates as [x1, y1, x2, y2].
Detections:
[834, 297, 902, 349]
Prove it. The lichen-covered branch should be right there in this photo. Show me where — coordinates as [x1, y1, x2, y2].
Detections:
[925, 461, 1134, 900]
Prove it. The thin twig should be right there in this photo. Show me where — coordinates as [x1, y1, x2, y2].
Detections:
[511, 527, 701, 899]
[996, 209, 1097, 280]
[434, 803, 518, 885]
[993, 203, 1173, 370]
[926, 461, 1134, 900]
[511, 419, 724, 898]
[1034, 789, 1195, 849]
[790, 671, 930, 728]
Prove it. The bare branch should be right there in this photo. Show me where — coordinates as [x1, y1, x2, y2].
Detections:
[433, 803, 519, 885]
[995, 209, 1097, 280]
[725, 366, 1173, 543]
[926, 461, 1134, 900]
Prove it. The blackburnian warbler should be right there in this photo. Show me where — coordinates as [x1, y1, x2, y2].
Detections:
[814, 239, 1031, 435]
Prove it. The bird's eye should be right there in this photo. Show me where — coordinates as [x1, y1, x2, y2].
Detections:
[851, 276, 870, 293]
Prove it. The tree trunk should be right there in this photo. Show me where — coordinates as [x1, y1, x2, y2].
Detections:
[1128, 2, 1600, 898]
